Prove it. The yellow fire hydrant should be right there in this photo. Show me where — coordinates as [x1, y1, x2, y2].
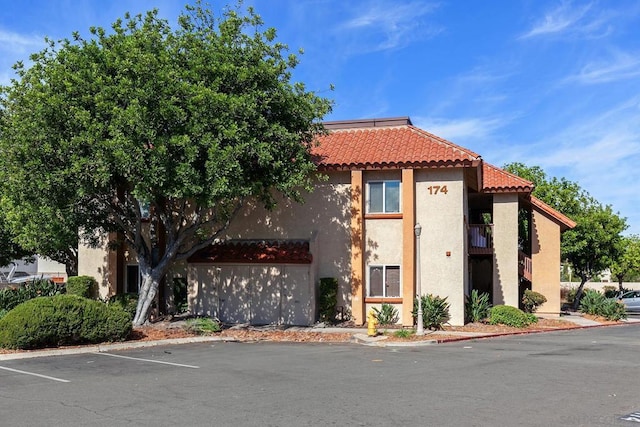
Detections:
[367, 310, 378, 337]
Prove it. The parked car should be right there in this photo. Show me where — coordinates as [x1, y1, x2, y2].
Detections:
[616, 290, 640, 312]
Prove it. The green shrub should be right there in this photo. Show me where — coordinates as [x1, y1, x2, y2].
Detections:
[601, 286, 629, 299]
[564, 287, 578, 304]
[393, 328, 414, 339]
[185, 317, 221, 334]
[372, 303, 399, 326]
[466, 290, 491, 322]
[602, 285, 619, 299]
[413, 294, 450, 330]
[522, 290, 547, 313]
[579, 289, 604, 316]
[489, 305, 537, 328]
[0, 309, 6, 321]
[172, 277, 188, 314]
[579, 289, 627, 321]
[0, 294, 132, 350]
[318, 277, 338, 323]
[66, 276, 98, 299]
[108, 293, 139, 318]
[0, 279, 63, 312]
[600, 299, 627, 321]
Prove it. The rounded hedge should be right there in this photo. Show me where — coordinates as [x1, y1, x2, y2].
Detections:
[0, 294, 132, 350]
[108, 293, 139, 318]
[66, 275, 98, 299]
[489, 305, 537, 328]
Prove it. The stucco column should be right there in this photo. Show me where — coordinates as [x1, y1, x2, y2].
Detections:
[402, 169, 416, 326]
[350, 170, 365, 324]
[78, 230, 120, 300]
[492, 194, 520, 307]
[531, 210, 561, 314]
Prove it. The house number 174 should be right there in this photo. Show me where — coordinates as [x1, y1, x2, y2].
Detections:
[427, 185, 448, 195]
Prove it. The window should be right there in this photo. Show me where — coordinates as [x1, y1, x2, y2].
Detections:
[368, 265, 400, 297]
[368, 181, 400, 213]
[126, 265, 141, 294]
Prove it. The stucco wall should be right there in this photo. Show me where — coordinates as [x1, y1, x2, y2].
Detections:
[77, 232, 117, 299]
[492, 193, 520, 307]
[222, 172, 353, 314]
[415, 168, 466, 325]
[364, 219, 403, 266]
[531, 209, 561, 314]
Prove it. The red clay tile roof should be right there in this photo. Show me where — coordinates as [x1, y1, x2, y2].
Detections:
[482, 163, 535, 193]
[313, 125, 481, 171]
[530, 196, 577, 230]
[188, 240, 312, 264]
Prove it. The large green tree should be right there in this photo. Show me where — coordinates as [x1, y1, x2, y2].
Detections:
[0, 190, 82, 276]
[0, 2, 332, 325]
[562, 202, 627, 307]
[0, 210, 33, 269]
[504, 163, 627, 308]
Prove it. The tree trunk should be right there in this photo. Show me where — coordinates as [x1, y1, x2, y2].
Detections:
[65, 256, 78, 277]
[133, 272, 159, 326]
[571, 276, 589, 310]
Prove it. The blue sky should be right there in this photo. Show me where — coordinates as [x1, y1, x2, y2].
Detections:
[2, 1, 639, 234]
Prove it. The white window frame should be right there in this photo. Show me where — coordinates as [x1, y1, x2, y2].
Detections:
[367, 180, 401, 214]
[367, 264, 401, 298]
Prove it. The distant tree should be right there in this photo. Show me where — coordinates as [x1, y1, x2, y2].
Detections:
[610, 235, 640, 290]
[563, 203, 626, 308]
[0, 2, 332, 325]
[503, 162, 584, 216]
[504, 163, 627, 309]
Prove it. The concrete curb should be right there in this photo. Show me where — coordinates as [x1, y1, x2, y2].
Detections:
[433, 321, 639, 344]
[351, 333, 438, 347]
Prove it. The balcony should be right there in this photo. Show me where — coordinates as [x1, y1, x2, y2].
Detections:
[468, 224, 493, 255]
[519, 251, 532, 282]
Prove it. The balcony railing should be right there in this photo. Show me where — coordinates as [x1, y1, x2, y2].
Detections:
[519, 251, 532, 282]
[468, 224, 493, 254]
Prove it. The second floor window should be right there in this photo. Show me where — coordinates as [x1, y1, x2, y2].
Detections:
[368, 180, 400, 213]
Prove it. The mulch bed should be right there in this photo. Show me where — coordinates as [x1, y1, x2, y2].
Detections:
[0, 317, 624, 354]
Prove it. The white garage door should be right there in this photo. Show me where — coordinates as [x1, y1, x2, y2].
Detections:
[196, 264, 314, 326]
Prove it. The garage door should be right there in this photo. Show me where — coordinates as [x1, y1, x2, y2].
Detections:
[195, 264, 314, 326]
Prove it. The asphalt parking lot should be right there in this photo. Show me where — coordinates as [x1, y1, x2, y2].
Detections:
[2, 325, 640, 426]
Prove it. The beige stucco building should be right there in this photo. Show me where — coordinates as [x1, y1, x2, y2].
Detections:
[78, 117, 575, 326]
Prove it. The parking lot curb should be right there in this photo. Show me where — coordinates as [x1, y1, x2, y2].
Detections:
[1, 321, 638, 360]
[0, 336, 231, 361]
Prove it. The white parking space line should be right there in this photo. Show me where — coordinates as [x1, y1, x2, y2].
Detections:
[95, 352, 199, 369]
[0, 365, 70, 383]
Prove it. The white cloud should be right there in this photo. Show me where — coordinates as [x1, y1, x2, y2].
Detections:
[414, 116, 507, 141]
[520, 1, 611, 39]
[338, 1, 442, 53]
[511, 96, 640, 234]
[566, 51, 640, 84]
[0, 28, 44, 54]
